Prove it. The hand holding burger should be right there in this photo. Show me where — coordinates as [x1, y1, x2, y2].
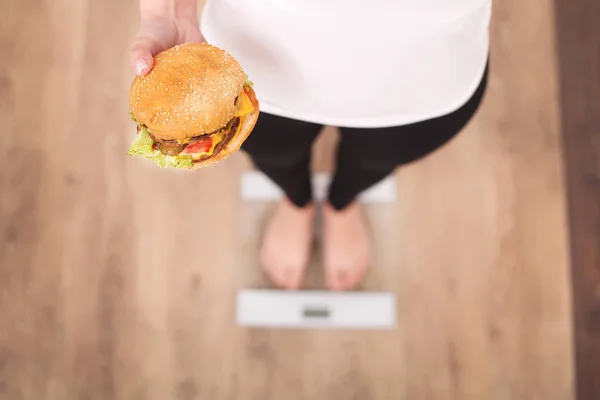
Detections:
[128, 0, 258, 169]
[128, 42, 259, 169]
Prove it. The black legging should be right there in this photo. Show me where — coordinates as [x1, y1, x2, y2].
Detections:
[242, 65, 488, 210]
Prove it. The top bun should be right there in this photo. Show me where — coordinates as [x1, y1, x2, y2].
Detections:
[129, 42, 246, 141]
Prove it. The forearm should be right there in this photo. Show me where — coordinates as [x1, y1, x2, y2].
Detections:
[139, 0, 198, 19]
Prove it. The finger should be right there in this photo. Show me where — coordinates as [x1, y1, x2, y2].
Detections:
[130, 35, 158, 76]
[326, 268, 347, 291]
[184, 28, 205, 44]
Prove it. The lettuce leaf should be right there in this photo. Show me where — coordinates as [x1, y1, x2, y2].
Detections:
[127, 125, 154, 155]
[244, 74, 253, 88]
[127, 126, 194, 169]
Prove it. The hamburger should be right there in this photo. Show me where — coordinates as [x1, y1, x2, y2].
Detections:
[127, 42, 259, 169]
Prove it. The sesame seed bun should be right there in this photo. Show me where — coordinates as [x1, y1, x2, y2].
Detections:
[129, 42, 246, 141]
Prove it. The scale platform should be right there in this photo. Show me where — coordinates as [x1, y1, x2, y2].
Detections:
[237, 289, 396, 329]
[241, 171, 396, 203]
[237, 171, 397, 330]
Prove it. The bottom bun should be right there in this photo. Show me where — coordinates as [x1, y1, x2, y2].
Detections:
[187, 101, 260, 170]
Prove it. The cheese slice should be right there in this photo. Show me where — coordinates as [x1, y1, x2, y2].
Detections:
[190, 131, 225, 160]
[176, 91, 252, 149]
[235, 90, 254, 117]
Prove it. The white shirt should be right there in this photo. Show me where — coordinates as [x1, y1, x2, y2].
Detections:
[201, 0, 492, 128]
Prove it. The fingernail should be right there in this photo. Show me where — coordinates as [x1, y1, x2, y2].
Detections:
[135, 60, 148, 75]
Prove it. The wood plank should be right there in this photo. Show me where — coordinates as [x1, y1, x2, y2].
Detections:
[554, 0, 600, 398]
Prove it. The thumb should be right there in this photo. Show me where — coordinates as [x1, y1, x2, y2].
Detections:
[130, 35, 158, 76]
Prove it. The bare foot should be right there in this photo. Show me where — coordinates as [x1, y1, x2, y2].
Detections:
[260, 198, 315, 290]
[323, 202, 371, 290]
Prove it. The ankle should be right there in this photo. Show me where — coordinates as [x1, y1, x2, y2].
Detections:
[324, 200, 358, 215]
[284, 197, 315, 212]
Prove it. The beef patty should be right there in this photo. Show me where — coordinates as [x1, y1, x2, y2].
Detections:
[148, 117, 240, 157]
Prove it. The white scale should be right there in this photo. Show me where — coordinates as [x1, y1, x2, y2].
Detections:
[241, 170, 397, 203]
[237, 290, 396, 329]
[237, 171, 397, 330]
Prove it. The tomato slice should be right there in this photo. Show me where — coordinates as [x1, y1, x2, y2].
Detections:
[244, 87, 259, 108]
[182, 137, 213, 154]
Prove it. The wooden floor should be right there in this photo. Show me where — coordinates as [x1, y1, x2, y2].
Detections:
[0, 0, 577, 399]
[554, 0, 600, 397]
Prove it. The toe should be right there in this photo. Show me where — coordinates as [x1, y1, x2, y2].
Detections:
[268, 267, 287, 289]
[260, 254, 275, 281]
[260, 252, 285, 288]
[326, 267, 347, 291]
[326, 265, 367, 291]
[344, 265, 367, 290]
[281, 267, 302, 290]
[264, 264, 302, 290]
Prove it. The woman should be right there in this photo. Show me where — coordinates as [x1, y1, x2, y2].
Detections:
[131, 0, 492, 291]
